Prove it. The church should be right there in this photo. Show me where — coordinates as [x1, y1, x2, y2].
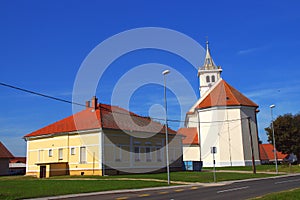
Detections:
[178, 41, 260, 168]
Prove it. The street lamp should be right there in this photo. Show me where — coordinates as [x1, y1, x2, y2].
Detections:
[270, 104, 278, 174]
[162, 69, 170, 185]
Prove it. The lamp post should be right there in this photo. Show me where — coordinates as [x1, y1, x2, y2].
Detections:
[162, 69, 170, 185]
[270, 104, 278, 174]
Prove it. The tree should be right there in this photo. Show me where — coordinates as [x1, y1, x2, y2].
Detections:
[265, 113, 300, 164]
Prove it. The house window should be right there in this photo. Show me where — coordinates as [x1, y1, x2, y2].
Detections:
[115, 145, 122, 162]
[146, 147, 151, 162]
[38, 150, 44, 162]
[80, 147, 87, 163]
[70, 147, 75, 155]
[58, 148, 63, 160]
[211, 75, 215, 82]
[170, 148, 175, 162]
[156, 147, 162, 162]
[48, 149, 53, 157]
[206, 76, 210, 83]
[134, 146, 140, 161]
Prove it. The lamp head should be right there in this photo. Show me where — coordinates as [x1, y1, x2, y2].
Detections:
[270, 104, 275, 109]
[162, 69, 170, 75]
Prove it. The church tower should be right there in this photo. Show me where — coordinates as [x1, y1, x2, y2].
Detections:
[198, 41, 222, 97]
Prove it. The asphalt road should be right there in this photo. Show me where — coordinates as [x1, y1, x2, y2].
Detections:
[62, 174, 300, 200]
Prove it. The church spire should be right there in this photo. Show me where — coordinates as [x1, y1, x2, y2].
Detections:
[203, 40, 217, 70]
[198, 39, 222, 97]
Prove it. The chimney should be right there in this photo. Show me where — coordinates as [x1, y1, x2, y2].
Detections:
[91, 96, 98, 109]
[85, 101, 90, 109]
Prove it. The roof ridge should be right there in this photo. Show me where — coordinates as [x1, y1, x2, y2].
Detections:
[193, 79, 258, 109]
[188, 78, 223, 113]
[24, 102, 177, 138]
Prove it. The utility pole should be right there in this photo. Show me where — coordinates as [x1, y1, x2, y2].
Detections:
[247, 117, 256, 174]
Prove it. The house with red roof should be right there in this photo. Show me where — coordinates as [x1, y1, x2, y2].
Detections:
[24, 97, 183, 178]
[181, 41, 260, 168]
[0, 141, 14, 175]
[259, 144, 288, 164]
[9, 157, 26, 175]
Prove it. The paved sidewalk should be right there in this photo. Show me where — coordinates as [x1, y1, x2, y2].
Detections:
[53, 177, 225, 186]
[27, 183, 222, 200]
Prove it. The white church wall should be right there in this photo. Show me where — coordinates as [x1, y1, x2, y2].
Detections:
[218, 107, 245, 166]
[185, 113, 198, 128]
[183, 145, 200, 161]
[240, 106, 260, 165]
[199, 107, 252, 167]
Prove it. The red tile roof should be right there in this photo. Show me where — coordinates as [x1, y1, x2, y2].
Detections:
[0, 141, 14, 159]
[259, 144, 288, 161]
[24, 103, 176, 138]
[197, 80, 258, 109]
[177, 127, 199, 145]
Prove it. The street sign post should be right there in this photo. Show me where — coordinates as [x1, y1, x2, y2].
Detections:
[211, 146, 217, 182]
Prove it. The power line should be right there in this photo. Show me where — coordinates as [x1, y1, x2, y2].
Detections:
[0, 81, 249, 124]
[0, 82, 85, 107]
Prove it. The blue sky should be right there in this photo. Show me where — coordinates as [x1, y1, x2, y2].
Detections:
[1, 0, 300, 156]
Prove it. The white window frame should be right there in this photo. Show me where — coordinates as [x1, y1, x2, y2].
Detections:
[80, 146, 87, 163]
[146, 147, 151, 162]
[70, 147, 76, 155]
[58, 148, 63, 160]
[48, 149, 53, 157]
[134, 146, 140, 162]
[156, 147, 162, 162]
[115, 145, 122, 162]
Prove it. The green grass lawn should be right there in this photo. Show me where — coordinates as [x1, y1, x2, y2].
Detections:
[0, 176, 168, 200]
[253, 187, 300, 200]
[203, 164, 300, 173]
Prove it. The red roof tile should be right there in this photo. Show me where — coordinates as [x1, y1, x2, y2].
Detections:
[197, 80, 258, 109]
[259, 144, 288, 161]
[177, 127, 199, 145]
[0, 142, 14, 158]
[24, 103, 176, 138]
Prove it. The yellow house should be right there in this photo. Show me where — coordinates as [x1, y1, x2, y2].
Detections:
[24, 97, 183, 178]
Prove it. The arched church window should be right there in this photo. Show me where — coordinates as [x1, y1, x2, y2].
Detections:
[211, 75, 215, 82]
[206, 76, 210, 83]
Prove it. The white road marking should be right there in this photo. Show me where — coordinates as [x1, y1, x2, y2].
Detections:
[217, 186, 249, 194]
[275, 178, 300, 184]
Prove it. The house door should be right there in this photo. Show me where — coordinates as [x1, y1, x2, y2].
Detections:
[40, 166, 46, 178]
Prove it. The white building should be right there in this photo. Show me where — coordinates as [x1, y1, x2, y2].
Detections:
[179, 41, 260, 168]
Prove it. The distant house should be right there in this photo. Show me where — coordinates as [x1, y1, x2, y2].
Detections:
[24, 97, 183, 178]
[9, 157, 26, 175]
[259, 144, 288, 164]
[0, 141, 14, 175]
